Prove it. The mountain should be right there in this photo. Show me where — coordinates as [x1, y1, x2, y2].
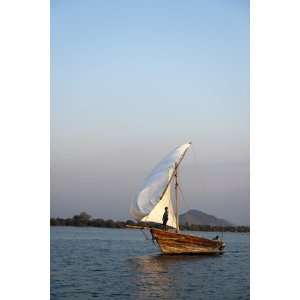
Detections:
[179, 209, 233, 226]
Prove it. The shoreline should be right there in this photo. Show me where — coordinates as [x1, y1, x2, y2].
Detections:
[50, 220, 249, 233]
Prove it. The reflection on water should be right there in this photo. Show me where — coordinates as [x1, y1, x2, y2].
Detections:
[129, 255, 217, 300]
[51, 227, 249, 300]
[130, 255, 175, 299]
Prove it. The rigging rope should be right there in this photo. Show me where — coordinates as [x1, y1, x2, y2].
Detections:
[178, 184, 192, 228]
[181, 146, 224, 239]
[140, 228, 150, 240]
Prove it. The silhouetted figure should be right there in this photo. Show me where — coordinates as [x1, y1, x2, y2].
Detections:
[162, 207, 168, 231]
[212, 235, 219, 240]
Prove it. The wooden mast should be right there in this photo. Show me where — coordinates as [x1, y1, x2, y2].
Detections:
[159, 142, 192, 202]
[175, 163, 179, 233]
[156, 142, 191, 233]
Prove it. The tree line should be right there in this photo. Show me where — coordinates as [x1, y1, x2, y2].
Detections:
[50, 212, 250, 233]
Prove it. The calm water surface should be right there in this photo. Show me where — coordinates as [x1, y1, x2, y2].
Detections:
[51, 227, 249, 300]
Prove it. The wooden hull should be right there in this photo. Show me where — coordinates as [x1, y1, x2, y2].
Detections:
[150, 228, 225, 255]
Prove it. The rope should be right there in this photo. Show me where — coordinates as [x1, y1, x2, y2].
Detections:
[140, 228, 150, 240]
[178, 184, 192, 228]
[183, 146, 224, 239]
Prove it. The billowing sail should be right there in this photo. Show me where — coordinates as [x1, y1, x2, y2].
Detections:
[130, 142, 191, 228]
[141, 169, 177, 228]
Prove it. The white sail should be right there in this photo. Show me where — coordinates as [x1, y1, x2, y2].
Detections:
[141, 169, 177, 228]
[130, 142, 191, 228]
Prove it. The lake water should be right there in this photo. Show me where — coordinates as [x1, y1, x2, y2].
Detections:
[51, 227, 249, 300]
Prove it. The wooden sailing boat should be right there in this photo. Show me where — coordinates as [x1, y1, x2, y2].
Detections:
[130, 142, 225, 255]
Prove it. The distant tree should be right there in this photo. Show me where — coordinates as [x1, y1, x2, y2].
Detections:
[114, 221, 125, 228]
[79, 212, 91, 220]
[92, 218, 105, 227]
[65, 218, 73, 226]
[72, 212, 91, 226]
[50, 218, 57, 226]
[126, 220, 135, 226]
[105, 219, 115, 228]
[50, 213, 250, 232]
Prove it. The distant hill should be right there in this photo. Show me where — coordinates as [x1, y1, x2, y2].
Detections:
[179, 209, 233, 226]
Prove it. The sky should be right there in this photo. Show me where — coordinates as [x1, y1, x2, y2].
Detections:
[51, 0, 249, 225]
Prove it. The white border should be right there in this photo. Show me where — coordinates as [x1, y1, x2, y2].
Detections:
[251, 0, 300, 299]
[0, 1, 49, 299]
[1, 0, 300, 299]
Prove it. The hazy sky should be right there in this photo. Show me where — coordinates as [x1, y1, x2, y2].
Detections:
[51, 0, 249, 225]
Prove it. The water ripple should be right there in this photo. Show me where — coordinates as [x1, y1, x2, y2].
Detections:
[51, 227, 249, 300]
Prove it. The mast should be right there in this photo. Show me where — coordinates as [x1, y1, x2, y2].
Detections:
[175, 163, 179, 233]
[159, 142, 192, 202]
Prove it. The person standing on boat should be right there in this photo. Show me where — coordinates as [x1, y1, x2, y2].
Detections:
[162, 207, 168, 231]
